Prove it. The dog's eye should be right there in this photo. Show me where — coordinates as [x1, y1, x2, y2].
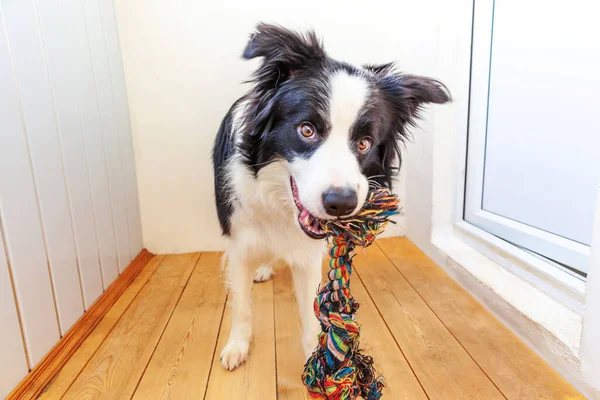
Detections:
[357, 138, 372, 153]
[298, 123, 316, 139]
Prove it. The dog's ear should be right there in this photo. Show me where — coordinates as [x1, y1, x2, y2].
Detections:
[365, 63, 451, 188]
[398, 74, 451, 114]
[243, 23, 326, 86]
[242, 24, 326, 139]
[367, 63, 451, 121]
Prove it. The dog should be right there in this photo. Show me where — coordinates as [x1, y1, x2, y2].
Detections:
[212, 23, 450, 370]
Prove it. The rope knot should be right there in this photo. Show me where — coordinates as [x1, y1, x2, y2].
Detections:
[302, 189, 399, 400]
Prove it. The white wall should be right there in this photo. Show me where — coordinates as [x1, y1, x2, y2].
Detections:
[113, 0, 454, 254]
[0, 0, 141, 396]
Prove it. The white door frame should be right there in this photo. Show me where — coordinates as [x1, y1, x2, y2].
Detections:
[582, 185, 600, 393]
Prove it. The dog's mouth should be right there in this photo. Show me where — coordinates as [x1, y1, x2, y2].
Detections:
[290, 177, 327, 240]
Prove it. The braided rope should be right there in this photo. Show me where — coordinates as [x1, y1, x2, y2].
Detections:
[302, 189, 399, 400]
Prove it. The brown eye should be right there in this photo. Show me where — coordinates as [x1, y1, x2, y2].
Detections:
[357, 138, 372, 153]
[298, 123, 316, 139]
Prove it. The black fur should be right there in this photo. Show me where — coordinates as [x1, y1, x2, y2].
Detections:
[212, 103, 237, 235]
[212, 24, 450, 235]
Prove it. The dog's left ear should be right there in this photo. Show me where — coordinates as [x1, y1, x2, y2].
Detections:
[365, 63, 451, 122]
[364, 63, 451, 188]
[399, 74, 451, 116]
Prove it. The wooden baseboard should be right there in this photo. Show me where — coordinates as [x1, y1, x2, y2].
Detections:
[7, 249, 154, 400]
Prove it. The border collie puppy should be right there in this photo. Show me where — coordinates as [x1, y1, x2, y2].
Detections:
[212, 24, 450, 370]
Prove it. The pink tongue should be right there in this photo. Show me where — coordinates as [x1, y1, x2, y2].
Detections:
[300, 209, 310, 222]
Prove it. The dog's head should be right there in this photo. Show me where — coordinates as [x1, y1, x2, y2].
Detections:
[240, 24, 450, 239]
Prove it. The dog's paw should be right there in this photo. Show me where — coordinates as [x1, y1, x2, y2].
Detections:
[253, 265, 274, 283]
[220, 339, 249, 370]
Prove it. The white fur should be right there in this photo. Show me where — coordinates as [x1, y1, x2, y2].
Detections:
[220, 71, 371, 370]
[220, 159, 325, 369]
[289, 72, 371, 219]
[253, 263, 274, 282]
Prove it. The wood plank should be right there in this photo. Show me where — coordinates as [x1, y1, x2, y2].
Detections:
[35, 0, 105, 309]
[205, 279, 276, 400]
[353, 245, 504, 399]
[0, 6, 61, 364]
[378, 237, 585, 399]
[61, 253, 198, 400]
[38, 252, 161, 400]
[132, 252, 227, 399]
[82, 0, 131, 272]
[351, 274, 429, 399]
[9, 250, 154, 400]
[2, 0, 85, 333]
[0, 228, 29, 398]
[273, 267, 308, 400]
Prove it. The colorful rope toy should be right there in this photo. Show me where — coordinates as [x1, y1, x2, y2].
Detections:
[302, 189, 400, 400]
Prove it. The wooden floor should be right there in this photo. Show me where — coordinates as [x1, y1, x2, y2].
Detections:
[38, 237, 583, 400]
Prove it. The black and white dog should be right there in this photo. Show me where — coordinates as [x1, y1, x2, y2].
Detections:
[212, 24, 449, 370]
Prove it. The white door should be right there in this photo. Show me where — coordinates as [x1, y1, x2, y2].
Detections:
[465, 0, 600, 274]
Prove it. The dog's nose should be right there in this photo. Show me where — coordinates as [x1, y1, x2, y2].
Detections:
[322, 188, 358, 217]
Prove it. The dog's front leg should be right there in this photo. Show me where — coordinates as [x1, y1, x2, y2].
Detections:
[221, 253, 253, 370]
[291, 255, 323, 360]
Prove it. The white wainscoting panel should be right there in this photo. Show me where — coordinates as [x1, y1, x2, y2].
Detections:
[0, 227, 29, 398]
[3, 0, 85, 334]
[82, 0, 132, 272]
[0, 0, 142, 385]
[72, 0, 121, 288]
[36, 0, 105, 309]
[0, 5, 61, 365]
[100, 0, 143, 257]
